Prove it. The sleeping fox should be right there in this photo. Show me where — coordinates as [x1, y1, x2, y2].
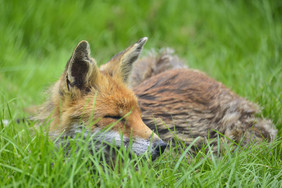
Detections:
[130, 49, 277, 152]
[25, 37, 277, 160]
[31, 37, 167, 160]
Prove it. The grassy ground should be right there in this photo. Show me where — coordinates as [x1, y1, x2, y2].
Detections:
[0, 0, 281, 187]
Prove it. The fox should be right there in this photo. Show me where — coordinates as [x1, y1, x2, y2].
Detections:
[130, 49, 277, 152]
[30, 37, 167, 160]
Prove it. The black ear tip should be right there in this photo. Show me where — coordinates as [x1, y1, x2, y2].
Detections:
[77, 40, 89, 49]
[76, 40, 90, 53]
[137, 37, 148, 45]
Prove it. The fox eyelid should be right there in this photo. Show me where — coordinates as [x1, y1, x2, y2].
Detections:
[104, 115, 123, 120]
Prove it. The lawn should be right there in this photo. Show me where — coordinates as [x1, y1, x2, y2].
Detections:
[0, 0, 281, 187]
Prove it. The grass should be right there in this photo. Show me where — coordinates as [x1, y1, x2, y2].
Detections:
[0, 0, 281, 187]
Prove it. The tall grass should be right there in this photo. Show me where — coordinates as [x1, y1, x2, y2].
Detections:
[0, 0, 281, 187]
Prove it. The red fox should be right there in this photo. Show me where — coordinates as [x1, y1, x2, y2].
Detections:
[31, 37, 167, 160]
[130, 49, 277, 152]
[22, 38, 277, 159]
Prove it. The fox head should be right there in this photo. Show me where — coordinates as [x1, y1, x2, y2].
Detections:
[36, 38, 166, 160]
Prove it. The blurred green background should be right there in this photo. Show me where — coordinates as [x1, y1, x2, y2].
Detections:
[1, 0, 281, 131]
[0, 0, 281, 187]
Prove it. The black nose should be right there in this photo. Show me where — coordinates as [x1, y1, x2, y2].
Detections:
[154, 140, 167, 154]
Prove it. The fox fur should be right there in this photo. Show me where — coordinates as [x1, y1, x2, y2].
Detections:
[131, 50, 277, 152]
[28, 38, 277, 159]
[129, 48, 188, 88]
[31, 38, 166, 160]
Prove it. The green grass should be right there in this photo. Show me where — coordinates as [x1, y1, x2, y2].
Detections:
[0, 0, 281, 187]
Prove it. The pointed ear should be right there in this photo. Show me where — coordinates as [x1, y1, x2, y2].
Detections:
[65, 40, 99, 91]
[101, 37, 148, 83]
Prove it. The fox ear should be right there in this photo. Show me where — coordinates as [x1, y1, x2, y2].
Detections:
[101, 37, 148, 83]
[65, 40, 99, 90]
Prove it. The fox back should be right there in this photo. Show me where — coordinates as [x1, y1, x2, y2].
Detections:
[132, 51, 277, 152]
[32, 38, 166, 160]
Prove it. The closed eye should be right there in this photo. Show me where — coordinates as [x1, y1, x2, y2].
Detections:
[104, 115, 123, 120]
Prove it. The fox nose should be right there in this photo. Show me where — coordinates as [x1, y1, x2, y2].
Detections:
[154, 140, 167, 154]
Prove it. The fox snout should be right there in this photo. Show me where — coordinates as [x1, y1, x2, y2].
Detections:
[130, 136, 167, 160]
[151, 139, 167, 159]
[91, 129, 166, 160]
[153, 139, 167, 154]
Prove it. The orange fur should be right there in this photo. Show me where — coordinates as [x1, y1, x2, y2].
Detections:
[32, 38, 166, 160]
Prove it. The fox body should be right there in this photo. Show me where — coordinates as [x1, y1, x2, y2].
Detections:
[29, 39, 276, 159]
[131, 50, 277, 151]
[32, 38, 166, 160]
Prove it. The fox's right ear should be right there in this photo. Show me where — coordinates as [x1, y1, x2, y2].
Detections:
[64, 41, 99, 92]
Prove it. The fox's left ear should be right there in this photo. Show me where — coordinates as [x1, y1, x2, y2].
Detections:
[101, 37, 148, 83]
